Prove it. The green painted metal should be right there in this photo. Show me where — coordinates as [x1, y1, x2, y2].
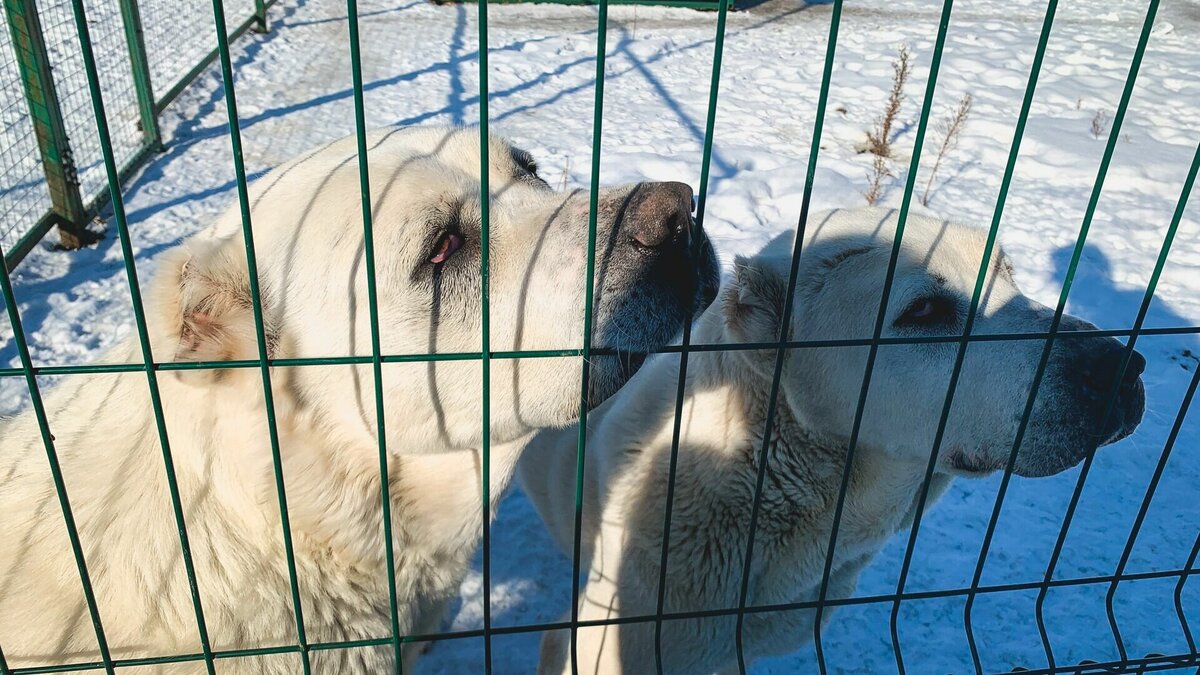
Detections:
[2, 326, 1198, 380]
[254, 0, 270, 32]
[0, 253, 114, 675]
[1029, 4, 1165, 666]
[2, 0, 278, 271]
[653, 0, 728, 671]
[209, 0, 313, 672]
[568, 1, 609, 671]
[806, 2, 957, 671]
[5, 560, 1199, 668]
[963, 1, 1162, 670]
[153, 2, 278, 115]
[64, 0, 217, 671]
[1102, 139, 1200, 662]
[888, 2, 1061, 673]
[461, 0, 727, 8]
[4, 211, 58, 272]
[116, 0, 161, 150]
[344, 0, 404, 670]
[1176, 530, 1200, 655]
[3, 0, 89, 250]
[4, 137, 160, 271]
[730, 0, 844, 670]
[5, 562, 1198, 674]
[476, 0, 495, 671]
[4, 0, 1199, 671]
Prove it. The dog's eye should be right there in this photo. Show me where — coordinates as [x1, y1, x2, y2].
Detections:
[896, 296, 957, 327]
[430, 233, 463, 264]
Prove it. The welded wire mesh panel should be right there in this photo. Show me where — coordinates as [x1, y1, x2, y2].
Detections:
[35, 0, 143, 204]
[0, 23, 51, 251]
[138, 0, 259, 100]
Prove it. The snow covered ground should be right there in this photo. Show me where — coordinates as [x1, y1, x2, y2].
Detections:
[2, 0, 1199, 672]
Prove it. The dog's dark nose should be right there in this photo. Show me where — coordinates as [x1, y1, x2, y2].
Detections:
[1077, 343, 1146, 442]
[626, 181, 693, 250]
[1081, 346, 1146, 397]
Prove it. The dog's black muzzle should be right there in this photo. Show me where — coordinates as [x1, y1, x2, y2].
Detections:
[1075, 340, 1147, 445]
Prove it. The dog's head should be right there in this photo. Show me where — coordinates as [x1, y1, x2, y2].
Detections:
[724, 208, 1144, 478]
[152, 127, 719, 452]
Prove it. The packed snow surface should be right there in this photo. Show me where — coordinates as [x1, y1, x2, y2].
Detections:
[2, 0, 1198, 672]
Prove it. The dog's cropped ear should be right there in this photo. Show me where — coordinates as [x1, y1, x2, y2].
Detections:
[724, 254, 791, 348]
[151, 242, 273, 384]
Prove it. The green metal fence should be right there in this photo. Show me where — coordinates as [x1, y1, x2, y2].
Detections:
[0, 0, 271, 269]
[1, 0, 1198, 674]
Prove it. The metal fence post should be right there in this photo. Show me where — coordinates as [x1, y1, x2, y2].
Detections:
[253, 0, 269, 33]
[117, 0, 162, 151]
[3, 0, 90, 250]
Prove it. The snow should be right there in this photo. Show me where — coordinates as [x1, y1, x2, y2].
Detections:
[2, 0, 1199, 672]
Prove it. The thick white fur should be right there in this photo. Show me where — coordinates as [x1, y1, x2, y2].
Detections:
[519, 208, 1140, 674]
[0, 127, 706, 672]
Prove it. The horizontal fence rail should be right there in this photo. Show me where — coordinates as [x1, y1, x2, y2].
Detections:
[2, 325, 1198, 379]
[0, 0, 1197, 674]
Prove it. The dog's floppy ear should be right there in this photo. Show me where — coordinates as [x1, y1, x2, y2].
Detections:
[151, 241, 273, 384]
[724, 254, 790, 347]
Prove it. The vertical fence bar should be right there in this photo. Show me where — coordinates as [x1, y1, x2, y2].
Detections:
[963, 2, 1160, 671]
[730, 1, 844, 672]
[0, 255, 113, 674]
[1176, 533, 1200, 655]
[1100, 140, 1200, 660]
[116, 0, 161, 151]
[888, 1, 1059, 672]
[64, 0, 218, 670]
[0, 265, 112, 667]
[477, 1, 494, 672]
[652, 0, 729, 671]
[3, 0, 89, 250]
[254, 0, 269, 33]
[808, 4, 955, 671]
[209, 1, 312, 671]
[344, 1, 404, 671]
[1123, 362, 1199, 654]
[569, 2, 608, 671]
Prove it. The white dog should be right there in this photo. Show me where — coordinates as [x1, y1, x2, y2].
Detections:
[0, 127, 719, 672]
[519, 208, 1146, 674]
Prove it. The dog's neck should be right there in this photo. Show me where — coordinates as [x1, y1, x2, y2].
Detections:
[130, 362, 526, 576]
[269, 376, 530, 572]
[678, 309, 936, 539]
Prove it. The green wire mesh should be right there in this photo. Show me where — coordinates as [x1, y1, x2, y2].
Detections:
[209, 0, 314, 671]
[345, 0, 404, 667]
[0, 25, 49, 251]
[890, 1, 1061, 670]
[139, 0, 258, 96]
[0, 0, 274, 269]
[567, 1, 606, 671]
[37, 0, 143, 204]
[1, 0, 1198, 674]
[476, 0, 495, 670]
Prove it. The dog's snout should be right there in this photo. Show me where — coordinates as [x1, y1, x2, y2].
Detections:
[1080, 345, 1146, 397]
[627, 181, 694, 251]
[1071, 341, 1146, 445]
